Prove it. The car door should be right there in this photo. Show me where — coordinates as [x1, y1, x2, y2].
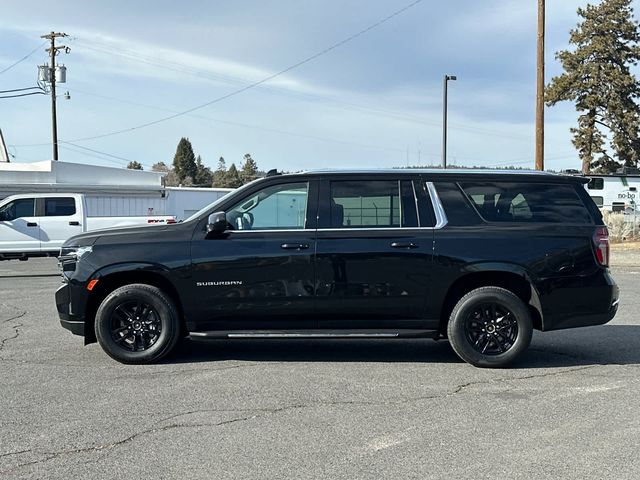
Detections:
[38, 196, 83, 252]
[314, 176, 435, 329]
[189, 179, 318, 331]
[0, 197, 40, 253]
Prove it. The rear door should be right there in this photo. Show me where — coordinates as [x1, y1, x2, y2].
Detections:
[38, 196, 83, 252]
[314, 176, 435, 329]
[0, 197, 40, 253]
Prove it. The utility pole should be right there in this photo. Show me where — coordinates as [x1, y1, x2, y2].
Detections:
[41, 31, 68, 161]
[535, 0, 545, 171]
[442, 74, 456, 169]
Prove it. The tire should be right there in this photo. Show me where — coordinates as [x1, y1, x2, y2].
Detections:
[94, 284, 181, 364]
[447, 286, 533, 368]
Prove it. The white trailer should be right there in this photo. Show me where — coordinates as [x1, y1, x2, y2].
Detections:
[585, 174, 640, 212]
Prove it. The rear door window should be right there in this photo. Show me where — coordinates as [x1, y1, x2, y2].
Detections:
[45, 197, 77, 216]
[460, 182, 593, 224]
[327, 180, 418, 228]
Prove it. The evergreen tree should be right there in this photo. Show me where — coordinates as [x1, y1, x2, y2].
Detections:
[224, 163, 243, 188]
[194, 155, 213, 186]
[546, 0, 640, 174]
[240, 153, 259, 184]
[172, 137, 197, 182]
[151, 161, 169, 172]
[127, 161, 143, 170]
[212, 156, 227, 187]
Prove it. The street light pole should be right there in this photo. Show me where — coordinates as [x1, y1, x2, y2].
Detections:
[442, 74, 456, 169]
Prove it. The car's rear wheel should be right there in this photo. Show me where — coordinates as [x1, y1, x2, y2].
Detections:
[447, 286, 532, 368]
[95, 284, 180, 364]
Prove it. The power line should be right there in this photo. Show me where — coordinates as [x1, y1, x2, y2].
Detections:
[0, 86, 43, 93]
[60, 141, 153, 168]
[74, 36, 530, 141]
[39, 0, 424, 144]
[0, 91, 46, 99]
[0, 42, 46, 75]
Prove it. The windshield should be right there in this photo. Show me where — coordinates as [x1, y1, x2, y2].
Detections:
[184, 189, 235, 223]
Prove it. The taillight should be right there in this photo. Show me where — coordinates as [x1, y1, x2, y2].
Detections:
[593, 226, 609, 267]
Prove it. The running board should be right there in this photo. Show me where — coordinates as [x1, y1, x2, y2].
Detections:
[189, 329, 437, 340]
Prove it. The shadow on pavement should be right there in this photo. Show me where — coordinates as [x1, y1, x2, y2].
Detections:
[164, 325, 640, 369]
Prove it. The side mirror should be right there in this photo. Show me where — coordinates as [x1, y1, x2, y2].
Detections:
[207, 211, 228, 234]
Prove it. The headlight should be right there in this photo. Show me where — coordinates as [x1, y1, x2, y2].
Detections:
[58, 246, 93, 275]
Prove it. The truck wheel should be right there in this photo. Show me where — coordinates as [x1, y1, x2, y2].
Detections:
[447, 287, 532, 368]
[94, 284, 181, 364]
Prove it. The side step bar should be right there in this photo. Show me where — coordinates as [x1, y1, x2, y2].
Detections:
[189, 329, 437, 340]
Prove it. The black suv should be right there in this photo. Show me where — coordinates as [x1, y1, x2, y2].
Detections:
[56, 169, 618, 367]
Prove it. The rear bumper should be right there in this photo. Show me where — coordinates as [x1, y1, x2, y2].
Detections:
[539, 270, 619, 331]
[55, 282, 86, 337]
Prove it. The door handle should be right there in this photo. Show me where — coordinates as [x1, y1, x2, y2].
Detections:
[69, 221, 80, 226]
[26, 222, 38, 227]
[281, 243, 310, 250]
[390, 242, 418, 249]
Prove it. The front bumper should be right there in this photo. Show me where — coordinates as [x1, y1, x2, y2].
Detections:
[55, 282, 86, 336]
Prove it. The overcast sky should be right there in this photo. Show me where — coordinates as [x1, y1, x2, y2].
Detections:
[1, 0, 638, 172]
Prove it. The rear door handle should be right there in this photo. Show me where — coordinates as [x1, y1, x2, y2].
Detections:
[69, 221, 80, 226]
[281, 243, 309, 250]
[26, 222, 38, 227]
[390, 242, 418, 249]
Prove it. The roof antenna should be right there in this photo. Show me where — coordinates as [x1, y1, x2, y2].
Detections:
[266, 169, 280, 177]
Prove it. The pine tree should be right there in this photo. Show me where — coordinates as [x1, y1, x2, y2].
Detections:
[240, 153, 259, 184]
[212, 156, 227, 187]
[172, 137, 197, 182]
[194, 155, 213, 186]
[127, 161, 143, 170]
[151, 161, 169, 172]
[546, 0, 640, 174]
[224, 163, 243, 188]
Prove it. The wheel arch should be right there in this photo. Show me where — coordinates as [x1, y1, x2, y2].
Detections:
[438, 265, 543, 334]
[83, 263, 186, 344]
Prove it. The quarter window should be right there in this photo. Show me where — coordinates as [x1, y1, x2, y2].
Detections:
[226, 182, 308, 230]
[0, 198, 35, 221]
[45, 197, 76, 216]
[460, 182, 592, 224]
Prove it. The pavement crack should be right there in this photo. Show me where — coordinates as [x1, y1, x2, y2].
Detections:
[450, 365, 599, 395]
[0, 415, 260, 474]
[0, 449, 31, 459]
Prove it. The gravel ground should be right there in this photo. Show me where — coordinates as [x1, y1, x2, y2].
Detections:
[1, 258, 639, 480]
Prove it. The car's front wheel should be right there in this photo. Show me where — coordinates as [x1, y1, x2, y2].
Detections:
[447, 286, 533, 368]
[94, 284, 181, 364]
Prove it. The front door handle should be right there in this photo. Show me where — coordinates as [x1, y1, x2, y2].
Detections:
[69, 221, 80, 226]
[281, 243, 310, 250]
[390, 242, 418, 249]
[26, 222, 38, 227]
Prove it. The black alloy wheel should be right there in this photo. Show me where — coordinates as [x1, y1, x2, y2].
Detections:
[95, 284, 181, 364]
[463, 302, 518, 356]
[110, 300, 162, 352]
[447, 286, 533, 368]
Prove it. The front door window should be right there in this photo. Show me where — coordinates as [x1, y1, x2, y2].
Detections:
[226, 182, 308, 230]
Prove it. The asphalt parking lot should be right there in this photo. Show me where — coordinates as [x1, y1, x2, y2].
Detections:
[1, 259, 639, 480]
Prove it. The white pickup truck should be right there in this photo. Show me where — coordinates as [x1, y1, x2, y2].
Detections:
[0, 193, 176, 260]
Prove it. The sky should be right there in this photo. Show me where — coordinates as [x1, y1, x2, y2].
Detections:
[0, 0, 638, 173]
